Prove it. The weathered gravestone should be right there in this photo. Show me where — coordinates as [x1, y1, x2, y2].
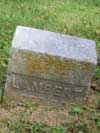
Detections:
[5, 26, 97, 104]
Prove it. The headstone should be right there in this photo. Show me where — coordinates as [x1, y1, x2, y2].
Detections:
[5, 26, 97, 104]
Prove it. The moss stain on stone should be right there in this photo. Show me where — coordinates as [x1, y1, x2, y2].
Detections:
[26, 57, 34, 74]
[82, 63, 90, 71]
[20, 51, 76, 75]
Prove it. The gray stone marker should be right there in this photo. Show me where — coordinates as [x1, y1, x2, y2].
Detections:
[5, 26, 97, 104]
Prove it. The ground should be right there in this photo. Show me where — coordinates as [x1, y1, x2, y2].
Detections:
[0, 0, 100, 132]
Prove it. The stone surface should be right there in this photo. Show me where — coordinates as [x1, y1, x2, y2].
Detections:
[5, 26, 97, 104]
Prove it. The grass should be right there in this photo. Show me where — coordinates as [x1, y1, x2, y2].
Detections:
[0, 121, 65, 133]
[0, 0, 100, 132]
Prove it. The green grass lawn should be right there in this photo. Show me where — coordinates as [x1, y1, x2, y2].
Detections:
[0, 0, 100, 132]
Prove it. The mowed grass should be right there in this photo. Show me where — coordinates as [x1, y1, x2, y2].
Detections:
[0, 0, 100, 132]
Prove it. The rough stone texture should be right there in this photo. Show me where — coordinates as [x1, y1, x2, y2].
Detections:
[5, 26, 97, 104]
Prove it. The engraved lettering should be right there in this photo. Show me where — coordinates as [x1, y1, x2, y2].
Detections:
[53, 86, 62, 97]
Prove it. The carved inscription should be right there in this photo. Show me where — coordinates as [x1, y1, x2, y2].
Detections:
[11, 74, 85, 99]
[12, 50, 76, 75]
